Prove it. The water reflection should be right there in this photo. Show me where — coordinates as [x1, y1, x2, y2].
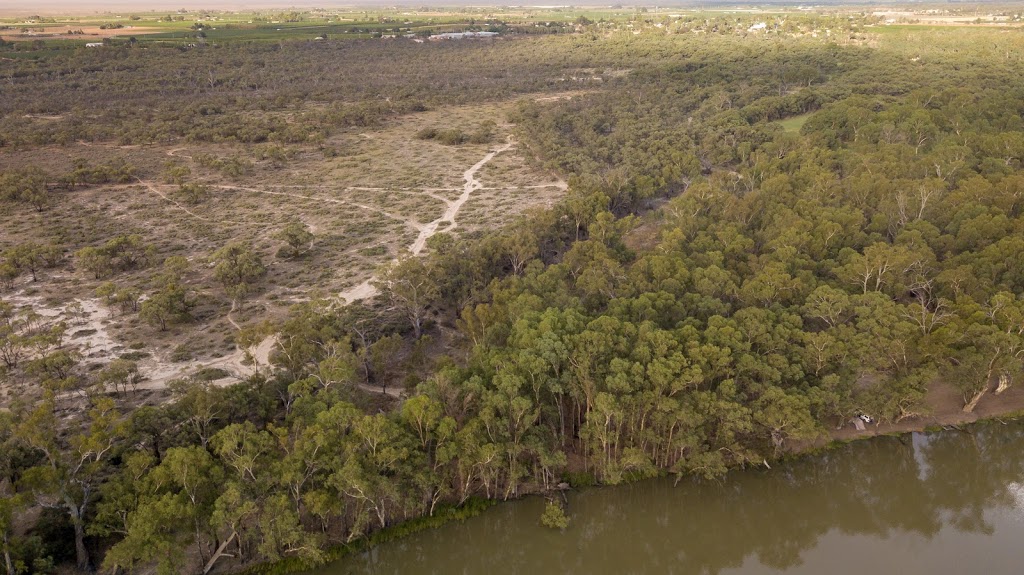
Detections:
[309, 421, 1024, 575]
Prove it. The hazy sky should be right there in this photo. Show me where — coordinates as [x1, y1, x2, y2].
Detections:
[0, 0, 935, 17]
[5, 0, 611, 15]
[2, 1, 352, 14]
[0, 0, 699, 16]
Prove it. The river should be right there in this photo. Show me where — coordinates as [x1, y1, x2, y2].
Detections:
[308, 420, 1024, 574]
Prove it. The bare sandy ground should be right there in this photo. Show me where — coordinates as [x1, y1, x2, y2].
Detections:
[0, 288, 276, 398]
[5, 293, 121, 363]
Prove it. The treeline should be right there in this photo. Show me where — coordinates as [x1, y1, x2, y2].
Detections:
[3, 26, 1024, 575]
[0, 159, 137, 213]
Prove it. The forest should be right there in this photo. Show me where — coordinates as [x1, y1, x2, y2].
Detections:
[2, 9, 1024, 575]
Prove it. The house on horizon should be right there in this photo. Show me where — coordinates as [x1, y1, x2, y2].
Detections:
[429, 31, 499, 41]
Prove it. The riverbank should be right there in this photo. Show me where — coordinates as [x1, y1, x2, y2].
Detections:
[826, 381, 1024, 444]
[228, 381, 1024, 575]
[300, 419, 1024, 575]
[237, 498, 496, 575]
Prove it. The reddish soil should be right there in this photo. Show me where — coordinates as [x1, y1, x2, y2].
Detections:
[1, 26, 161, 41]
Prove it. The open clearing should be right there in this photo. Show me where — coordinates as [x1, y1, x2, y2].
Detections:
[778, 113, 812, 133]
[0, 97, 568, 401]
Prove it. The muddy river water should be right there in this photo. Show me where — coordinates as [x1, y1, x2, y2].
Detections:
[309, 420, 1024, 574]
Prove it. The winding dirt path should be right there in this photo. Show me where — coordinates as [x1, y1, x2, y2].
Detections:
[340, 139, 514, 304]
[410, 139, 514, 255]
[225, 300, 242, 331]
[120, 140, 524, 394]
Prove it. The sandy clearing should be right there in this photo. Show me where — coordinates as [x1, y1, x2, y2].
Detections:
[4, 293, 123, 364]
[20, 136, 553, 397]
[339, 279, 378, 304]
[0, 290, 280, 395]
[252, 335, 276, 366]
[133, 333, 276, 392]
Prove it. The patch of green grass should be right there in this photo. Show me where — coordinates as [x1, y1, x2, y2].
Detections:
[778, 113, 811, 133]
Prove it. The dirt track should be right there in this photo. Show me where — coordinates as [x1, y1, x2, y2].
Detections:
[110, 141, 519, 393]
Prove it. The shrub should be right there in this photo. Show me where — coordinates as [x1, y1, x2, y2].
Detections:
[540, 500, 569, 529]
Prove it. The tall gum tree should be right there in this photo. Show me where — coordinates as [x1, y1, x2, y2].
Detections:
[17, 395, 125, 571]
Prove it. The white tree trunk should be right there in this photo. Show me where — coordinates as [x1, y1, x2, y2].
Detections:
[963, 387, 987, 413]
[203, 531, 237, 575]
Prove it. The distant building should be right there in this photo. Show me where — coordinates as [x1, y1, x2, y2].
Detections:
[428, 31, 499, 40]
